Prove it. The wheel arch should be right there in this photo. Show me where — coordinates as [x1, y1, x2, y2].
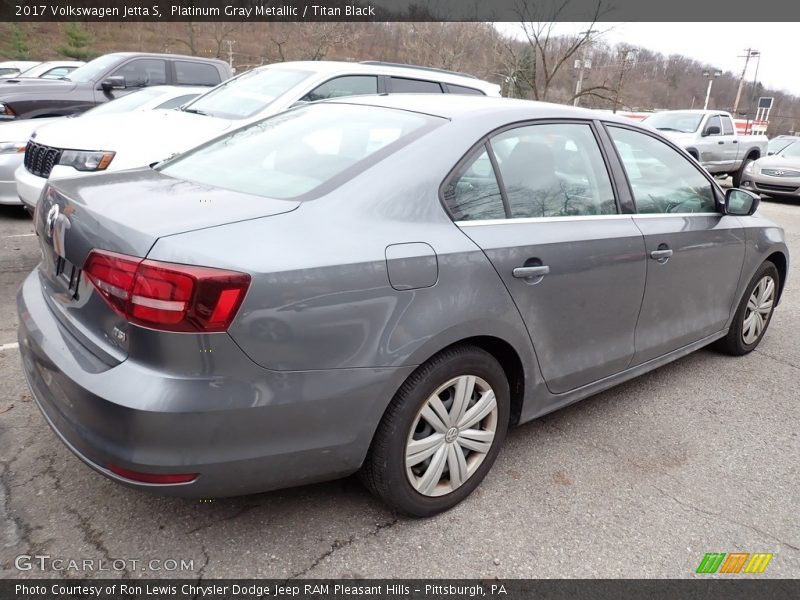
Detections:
[766, 251, 788, 303]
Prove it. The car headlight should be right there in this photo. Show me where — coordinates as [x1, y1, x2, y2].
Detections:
[58, 150, 115, 171]
[0, 141, 26, 155]
[0, 102, 16, 117]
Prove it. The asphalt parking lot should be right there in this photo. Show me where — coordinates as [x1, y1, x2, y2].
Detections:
[0, 198, 798, 580]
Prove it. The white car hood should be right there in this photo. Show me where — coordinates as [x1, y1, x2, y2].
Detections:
[30, 110, 234, 170]
[0, 116, 62, 142]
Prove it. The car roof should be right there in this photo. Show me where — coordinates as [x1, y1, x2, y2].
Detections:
[263, 60, 498, 91]
[105, 52, 229, 65]
[320, 93, 637, 126]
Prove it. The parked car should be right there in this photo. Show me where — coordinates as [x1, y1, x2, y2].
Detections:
[9, 61, 85, 80]
[0, 86, 207, 206]
[17, 96, 787, 516]
[767, 135, 799, 156]
[643, 110, 768, 186]
[15, 60, 501, 209]
[741, 140, 800, 200]
[0, 61, 40, 78]
[0, 52, 231, 122]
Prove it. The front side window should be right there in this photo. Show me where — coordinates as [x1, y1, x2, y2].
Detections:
[110, 59, 167, 87]
[443, 146, 506, 221]
[491, 123, 617, 218]
[608, 126, 717, 214]
[158, 104, 441, 200]
[705, 115, 722, 136]
[302, 75, 378, 102]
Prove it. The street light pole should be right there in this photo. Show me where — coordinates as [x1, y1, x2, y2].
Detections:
[703, 70, 722, 110]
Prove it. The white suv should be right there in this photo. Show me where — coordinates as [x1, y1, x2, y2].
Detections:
[16, 61, 501, 209]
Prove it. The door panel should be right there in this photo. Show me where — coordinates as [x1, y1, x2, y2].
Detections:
[606, 125, 746, 364]
[443, 121, 648, 394]
[462, 219, 647, 393]
[631, 215, 745, 364]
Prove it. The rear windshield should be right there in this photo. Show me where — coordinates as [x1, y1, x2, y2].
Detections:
[158, 103, 442, 200]
[180, 67, 310, 120]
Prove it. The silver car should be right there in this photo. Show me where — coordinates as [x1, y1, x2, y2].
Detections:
[17, 96, 789, 517]
[741, 140, 800, 199]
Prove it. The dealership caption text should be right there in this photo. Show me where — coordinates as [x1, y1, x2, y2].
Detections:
[14, 4, 376, 18]
[16, 584, 506, 597]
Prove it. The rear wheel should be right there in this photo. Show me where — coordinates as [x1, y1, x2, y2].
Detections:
[715, 261, 779, 355]
[360, 345, 510, 517]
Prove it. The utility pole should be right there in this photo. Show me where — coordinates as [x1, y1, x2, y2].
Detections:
[733, 48, 758, 116]
[573, 30, 593, 107]
[613, 48, 638, 114]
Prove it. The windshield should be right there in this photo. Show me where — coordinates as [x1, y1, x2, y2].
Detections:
[644, 112, 704, 133]
[769, 137, 796, 155]
[158, 103, 441, 199]
[779, 142, 800, 158]
[64, 55, 120, 82]
[181, 68, 310, 120]
[84, 87, 164, 116]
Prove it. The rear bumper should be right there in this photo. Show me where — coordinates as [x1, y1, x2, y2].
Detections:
[17, 269, 413, 497]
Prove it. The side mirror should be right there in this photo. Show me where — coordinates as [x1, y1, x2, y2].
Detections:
[702, 125, 721, 136]
[725, 188, 760, 216]
[289, 99, 309, 109]
[100, 75, 126, 92]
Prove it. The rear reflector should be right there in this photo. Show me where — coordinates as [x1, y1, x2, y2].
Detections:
[83, 249, 250, 332]
[108, 464, 198, 485]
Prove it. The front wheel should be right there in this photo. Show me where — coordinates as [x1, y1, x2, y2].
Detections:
[732, 157, 755, 187]
[715, 261, 779, 355]
[360, 345, 510, 517]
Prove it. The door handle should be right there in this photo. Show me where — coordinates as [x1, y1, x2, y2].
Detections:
[732, 140, 738, 144]
[649, 249, 673, 260]
[718, 141, 724, 144]
[513, 265, 550, 279]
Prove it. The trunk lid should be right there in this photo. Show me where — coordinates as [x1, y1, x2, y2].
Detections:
[35, 169, 299, 363]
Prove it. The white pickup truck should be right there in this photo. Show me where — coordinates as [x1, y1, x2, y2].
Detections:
[643, 110, 768, 186]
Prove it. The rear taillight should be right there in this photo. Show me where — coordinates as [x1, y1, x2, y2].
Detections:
[83, 249, 250, 332]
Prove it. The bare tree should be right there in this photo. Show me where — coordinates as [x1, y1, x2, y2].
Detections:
[172, 22, 200, 56]
[501, 0, 615, 103]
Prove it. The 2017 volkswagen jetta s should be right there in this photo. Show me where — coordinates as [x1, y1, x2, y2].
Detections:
[17, 95, 788, 517]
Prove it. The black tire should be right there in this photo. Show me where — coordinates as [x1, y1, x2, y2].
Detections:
[360, 344, 510, 517]
[715, 261, 779, 355]
[732, 156, 756, 188]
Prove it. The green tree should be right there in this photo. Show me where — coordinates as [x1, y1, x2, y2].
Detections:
[3, 24, 30, 60]
[56, 23, 96, 60]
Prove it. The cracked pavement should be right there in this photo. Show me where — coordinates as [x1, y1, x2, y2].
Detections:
[0, 198, 798, 579]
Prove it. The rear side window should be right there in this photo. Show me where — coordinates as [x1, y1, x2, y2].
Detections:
[302, 75, 378, 102]
[721, 116, 734, 135]
[447, 84, 484, 96]
[491, 123, 617, 218]
[443, 146, 506, 221]
[158, 104, 441, 200]
[390, 77, 443, 93]
[175, 61, 221, 86]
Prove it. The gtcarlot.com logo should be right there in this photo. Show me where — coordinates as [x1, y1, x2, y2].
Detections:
[696, 552, 773, 574]
[15, 554, 195, 572]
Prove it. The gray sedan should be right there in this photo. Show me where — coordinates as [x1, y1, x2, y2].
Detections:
[17, 95, 789, 517]
[741, 140, 800, 199]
